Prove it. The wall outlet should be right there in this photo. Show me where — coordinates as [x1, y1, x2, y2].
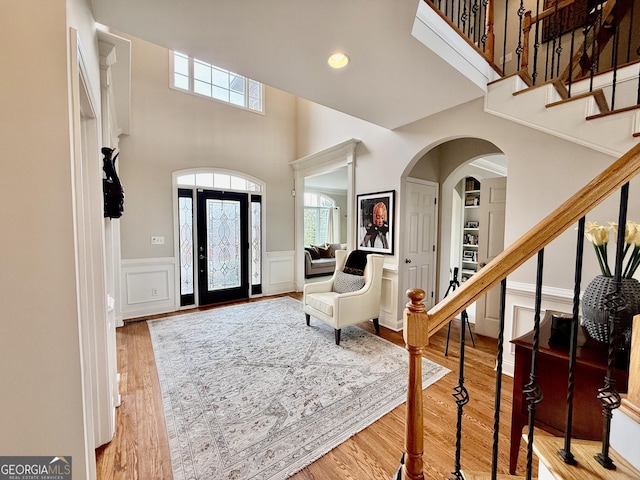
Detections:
[151, 236, 165, 245]
[500, 52, 513, 64]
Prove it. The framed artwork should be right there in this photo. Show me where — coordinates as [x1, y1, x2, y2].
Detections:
[357, 190, 395, 255]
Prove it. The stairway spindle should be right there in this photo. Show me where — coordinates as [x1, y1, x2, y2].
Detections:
[596, 183, 630, 469]
[524, 250, 545, 480]
[557, 217, 585, 465]
[450, 309, 470, 480]
[491, 279, 507, 479]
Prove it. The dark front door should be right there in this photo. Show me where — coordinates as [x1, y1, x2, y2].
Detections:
[196, 190, 249, 305]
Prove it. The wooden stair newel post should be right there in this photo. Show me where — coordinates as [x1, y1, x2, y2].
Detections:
[402, 288, 429, 480]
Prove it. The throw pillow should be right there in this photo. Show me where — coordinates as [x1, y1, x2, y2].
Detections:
[332, 271, 365, 294]
[305, 246, 320, 259]
[317, 244, 333, 258]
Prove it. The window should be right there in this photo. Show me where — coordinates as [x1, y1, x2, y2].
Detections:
[304, 193, 336, 246]
[177, 172, 262, 192]
[172, 52, 263, 113]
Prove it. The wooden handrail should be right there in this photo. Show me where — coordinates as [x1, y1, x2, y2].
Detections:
[402, 143, 640, 480]
[426, 142, 640, 337]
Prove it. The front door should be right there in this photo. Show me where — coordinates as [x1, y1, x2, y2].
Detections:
[197, 190, 249, 305]
[403, 179, 438, 309]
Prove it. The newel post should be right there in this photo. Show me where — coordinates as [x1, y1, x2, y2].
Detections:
[486, 0, 495, 63]
[521, 11, 532, 74]
[402, 288, 429, 480]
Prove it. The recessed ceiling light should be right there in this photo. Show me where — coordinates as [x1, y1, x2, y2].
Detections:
[328, 52, 350, 69]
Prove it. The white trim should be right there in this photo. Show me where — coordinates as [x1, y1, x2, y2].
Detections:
[412, 1, 499, 90]
[291, 139, 360, 291]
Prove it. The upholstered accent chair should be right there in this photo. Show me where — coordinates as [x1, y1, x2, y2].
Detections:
[303, 249, 384, 345]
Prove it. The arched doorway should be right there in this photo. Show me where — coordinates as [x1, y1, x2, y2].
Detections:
[403, 138, 508, 338]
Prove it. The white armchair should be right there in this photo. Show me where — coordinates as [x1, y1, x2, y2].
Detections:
[303, 250, 384, 345]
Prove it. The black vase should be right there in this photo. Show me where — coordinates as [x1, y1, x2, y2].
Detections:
[581, 275, 640, 343]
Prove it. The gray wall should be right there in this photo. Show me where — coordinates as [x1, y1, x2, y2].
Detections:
[117, 33, 298, 259]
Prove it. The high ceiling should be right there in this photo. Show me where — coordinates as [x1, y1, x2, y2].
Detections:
[91, 0, 490, 129]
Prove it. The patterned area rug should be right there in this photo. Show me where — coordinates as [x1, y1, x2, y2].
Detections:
[147, 296, 449, 480]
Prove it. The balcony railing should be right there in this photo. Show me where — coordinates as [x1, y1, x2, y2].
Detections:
[426, 0, 640, 110]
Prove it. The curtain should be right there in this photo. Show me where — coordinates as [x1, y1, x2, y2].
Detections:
[327, 207, 341, 243]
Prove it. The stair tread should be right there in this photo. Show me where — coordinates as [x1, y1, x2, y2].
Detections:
[462, 471, 526, 479]
[545, 89, 610, 113]
[532, 436, 640, 480]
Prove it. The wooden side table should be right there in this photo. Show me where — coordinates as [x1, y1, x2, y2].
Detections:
[509, 310, 628, 474]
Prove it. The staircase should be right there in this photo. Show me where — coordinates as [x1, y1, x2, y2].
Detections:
[398, 2, 640, 478]
[484, 65, 640, 157]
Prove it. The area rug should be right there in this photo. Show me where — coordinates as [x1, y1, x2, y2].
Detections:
[147, 296, 449, 480]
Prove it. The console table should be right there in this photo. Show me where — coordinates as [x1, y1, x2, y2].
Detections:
[509, 310, 628, 474]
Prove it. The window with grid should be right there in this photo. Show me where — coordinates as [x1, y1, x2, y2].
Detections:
[172, 52, 263, 113]
[304, 193, 336, 246]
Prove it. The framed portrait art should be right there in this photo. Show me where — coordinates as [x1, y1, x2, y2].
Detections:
[357, 190, 395, 255]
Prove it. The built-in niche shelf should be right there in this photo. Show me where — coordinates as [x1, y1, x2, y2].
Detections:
[461, 177, 480, 282]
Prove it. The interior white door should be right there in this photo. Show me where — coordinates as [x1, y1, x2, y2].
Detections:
[403, 180, 438, 309]
[475, 177, 507, 337]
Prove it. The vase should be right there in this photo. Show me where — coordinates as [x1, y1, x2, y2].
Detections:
[581, 275, 640, 344]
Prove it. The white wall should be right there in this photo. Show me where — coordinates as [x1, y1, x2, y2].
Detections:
[0, 0, 103, 478]
[296, 94, 640, 370]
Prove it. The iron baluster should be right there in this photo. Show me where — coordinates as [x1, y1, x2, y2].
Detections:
[595, 182, 629, 469]
[491, 279, 507, 479]
[449, 306, 469, 480]
[515, 0, 525, 73]
[471, 0, 479, 44]
[588, 5, 603, 92]
[610, 9, 620, 111]
[502, 0, 509, 73]
[524, 250, 545, 480]
[532, 0, 541, 85]
[567, 25, 576, 98]
[480, 0, 489, 51]
[461, 1, 468, 37]
[557, 217, 585, 465]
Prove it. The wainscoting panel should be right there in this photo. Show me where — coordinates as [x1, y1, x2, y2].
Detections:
[503, 281, 575, 376]
[380, 264, 402, 331]
[121, 258, 176, 320]
[263, 250, 295, 296]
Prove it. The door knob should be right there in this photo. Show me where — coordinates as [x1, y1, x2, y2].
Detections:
[199, 254, 206, 260]
[405, 258, 412, 264]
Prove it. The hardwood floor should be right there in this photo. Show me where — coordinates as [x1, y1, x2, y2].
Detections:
[96, 294, 533, 479]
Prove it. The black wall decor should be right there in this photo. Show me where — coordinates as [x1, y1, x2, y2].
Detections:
[102, 147, 125, 218]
